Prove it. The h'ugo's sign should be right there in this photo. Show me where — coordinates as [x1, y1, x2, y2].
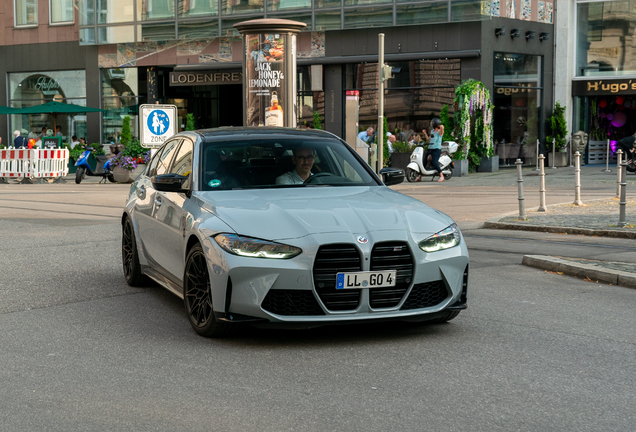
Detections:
[572, 78, 636, 96]
[169, 70, 242, 86]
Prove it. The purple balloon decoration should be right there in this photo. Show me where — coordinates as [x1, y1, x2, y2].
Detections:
[606, 113, 614, 121]
[611, 111, 627, 127]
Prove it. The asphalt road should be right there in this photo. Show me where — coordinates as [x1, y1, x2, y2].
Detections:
[1, 175, 635, 431]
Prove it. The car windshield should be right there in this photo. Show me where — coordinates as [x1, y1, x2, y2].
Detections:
[200, 137, 379, 191]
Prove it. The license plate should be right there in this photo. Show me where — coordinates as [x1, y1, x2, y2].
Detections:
[336, 270, 397, 289]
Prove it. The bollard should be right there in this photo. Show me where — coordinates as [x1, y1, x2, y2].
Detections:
[550, 139, 557, 169]
[618, 161, 627, 227]
[538, 154, 547, 212]
[516, 159, 525, 218]
[574, 151, 583, 206]
[602, 139, 612, 172]
[616, 149, 623, 198]
[535, 139, 540, 171]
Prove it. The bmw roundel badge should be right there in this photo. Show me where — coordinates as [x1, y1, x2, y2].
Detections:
[357, 236, 368, 244]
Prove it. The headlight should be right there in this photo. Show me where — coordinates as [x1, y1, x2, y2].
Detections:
[418, 224, 460, 252]
[214, 234, 302, 259]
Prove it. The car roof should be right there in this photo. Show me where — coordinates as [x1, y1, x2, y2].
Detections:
[192, 127, 339, 143]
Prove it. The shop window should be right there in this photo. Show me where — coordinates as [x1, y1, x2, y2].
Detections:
[577, 0, 636, 77]
[15, 0, 38, 26]
[178, 20, 219, 39]
[493, 53, 543, 165]
[221, 0, 264, 15]
[78, 0, 95, 25]
[142, 0, 175, 20]
[267, 0, 311, 11]
[97, 0, 138, 24]
[344, 7, 393, 28]
[344, 0, 391, 6]
[50, 0, 74, 24]
[267, 12, 312, 29]
[450, 0, 490, 22]
[141, 22, 176, 40]
[315, 0, 340, 7]
[396, 3, 448, 26]
[97, 25, 136, 43]
[103, 97, 141, 143]
[178, 0, 218, 17]
[315, 11, 341, 30]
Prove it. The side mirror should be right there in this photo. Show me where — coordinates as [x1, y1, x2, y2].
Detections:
[152, 174, 189, 192]
[380, 167, 405, 186]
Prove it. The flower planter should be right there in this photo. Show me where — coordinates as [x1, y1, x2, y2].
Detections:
[113, 164, 146, 183]
[548, 151, 568, 168]
[477, 155, 499, 172]
[452, 159, 469, 177]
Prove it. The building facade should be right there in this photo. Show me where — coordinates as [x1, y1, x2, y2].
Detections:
[2, 0, 554, 165]
[556, 0, 636, 163]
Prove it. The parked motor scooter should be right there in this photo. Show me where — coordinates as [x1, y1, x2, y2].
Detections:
[405, 141, 457, 182]
[75, 146, 116, 184]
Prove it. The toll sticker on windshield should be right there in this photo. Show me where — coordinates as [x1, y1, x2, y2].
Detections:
[209, 179, 222, 188]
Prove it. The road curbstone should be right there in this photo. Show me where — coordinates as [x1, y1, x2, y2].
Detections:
[522, 255, 636, 289]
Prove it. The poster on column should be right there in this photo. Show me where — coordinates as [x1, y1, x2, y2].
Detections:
[245, 33, 286, 127]
[140, 104, 177, 148]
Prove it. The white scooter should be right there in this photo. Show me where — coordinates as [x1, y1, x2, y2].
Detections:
[405, 141, 458, 182]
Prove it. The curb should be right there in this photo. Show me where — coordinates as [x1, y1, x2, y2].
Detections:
[522, 255, 636, 289]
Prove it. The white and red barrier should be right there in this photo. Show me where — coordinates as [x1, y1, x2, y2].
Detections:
[0, 148, 69, 180]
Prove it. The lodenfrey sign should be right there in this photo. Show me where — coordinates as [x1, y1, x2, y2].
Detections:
[140, 104, 177, 148]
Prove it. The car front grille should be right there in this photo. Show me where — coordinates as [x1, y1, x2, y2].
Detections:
[261, 289, 325, 316]
[369, 242, 414, 308]
[312, 244, 362, 311]
[401, 280, 449, 310]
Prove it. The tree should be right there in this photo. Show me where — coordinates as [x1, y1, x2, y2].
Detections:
[120, 115, 132, 146]
[546, 102, 568, 151]
[186, 113, 196, 131]
[313, 111, 322, 130]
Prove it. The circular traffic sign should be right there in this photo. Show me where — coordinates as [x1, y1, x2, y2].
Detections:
[146, 110, 170, 135]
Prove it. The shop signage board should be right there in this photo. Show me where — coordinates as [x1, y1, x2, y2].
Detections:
[169, 70, 242, 86]
[572, 78, 636, 96]
[42, 137, 61, 149]
[139, 104, 177, 148]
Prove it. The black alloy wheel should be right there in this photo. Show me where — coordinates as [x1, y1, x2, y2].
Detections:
[122, 217, 147, 286]
[183, 244, 234, 337]
[75, 167, 85, 184]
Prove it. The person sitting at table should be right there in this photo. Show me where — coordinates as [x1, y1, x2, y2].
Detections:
[14, 130, 27, 149]
[70, 135, 80, 149]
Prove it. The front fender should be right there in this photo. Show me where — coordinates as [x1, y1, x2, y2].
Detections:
[407, 162, 420, 173]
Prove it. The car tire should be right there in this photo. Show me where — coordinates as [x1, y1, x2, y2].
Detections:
[406, 168, 419, 183]
[122, 216, 148, 287]
[75, 167, 85, 184]
[183, 244, 235, 338]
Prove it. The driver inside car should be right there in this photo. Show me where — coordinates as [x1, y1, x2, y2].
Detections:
[276, 146, 316, 184]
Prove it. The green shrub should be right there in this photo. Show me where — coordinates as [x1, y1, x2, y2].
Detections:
[313, 111, 322, 130]
[120, 115, 132, 146]
[186, 113, 196, 131]
[546, 102, 567, 151]
[391, 140, 412, 153]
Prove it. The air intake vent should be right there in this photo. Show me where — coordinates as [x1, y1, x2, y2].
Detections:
[401, 281, 449, 310]
[261, 290, 325, 316]
[313, 244, 361, 311]
[369, 242, 413, 308]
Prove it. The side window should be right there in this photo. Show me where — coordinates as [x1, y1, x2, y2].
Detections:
[168, 139, 194, 189]
[146, 147, 165, 178]
[154, 139, 182, 176]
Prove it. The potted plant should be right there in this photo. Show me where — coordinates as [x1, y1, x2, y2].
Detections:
[546, 102, 568, 167]
[390, 140, 413, 172]
[111, 138, 151, 183]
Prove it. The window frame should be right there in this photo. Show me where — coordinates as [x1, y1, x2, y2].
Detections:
[50, 0, 75, 25]
[14, 0, 38, 28]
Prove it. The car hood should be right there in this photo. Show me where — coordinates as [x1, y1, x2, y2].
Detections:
[195, 186, 453, 241]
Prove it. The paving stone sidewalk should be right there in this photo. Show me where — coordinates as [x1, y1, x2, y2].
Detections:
[485, 197, 636, 238]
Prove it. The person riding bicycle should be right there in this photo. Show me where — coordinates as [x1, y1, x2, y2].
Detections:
[420, 118, 445, 182]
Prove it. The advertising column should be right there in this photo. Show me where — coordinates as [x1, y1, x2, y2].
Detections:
[234, 19, 306, 128]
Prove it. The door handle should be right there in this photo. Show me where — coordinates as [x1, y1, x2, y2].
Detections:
[155, 197, 162, 207]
